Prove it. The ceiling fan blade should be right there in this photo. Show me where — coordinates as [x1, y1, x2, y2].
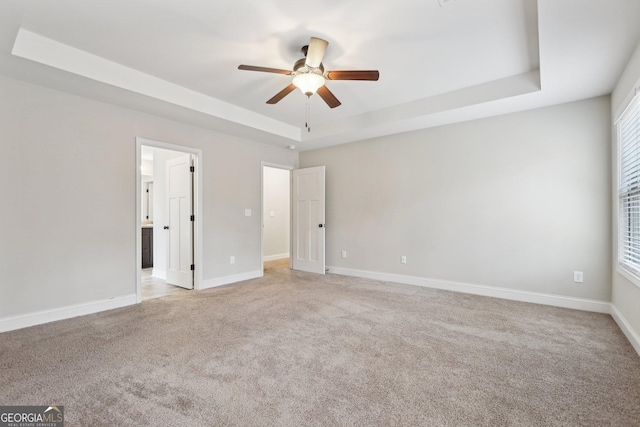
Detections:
[266, 84, 297, 104]
[316, 85, 341, 109]
[238, 65, 293, 75]
[325, 70, 380, 81]
[305, 37, 328, 68]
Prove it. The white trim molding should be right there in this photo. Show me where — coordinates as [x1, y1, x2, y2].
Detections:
[200, 270, 263, 290]
[0, 294, 137, 333]
[610, 304, 640, 357]
[328, 266, 611, 313]
[12, 29, 300, 142]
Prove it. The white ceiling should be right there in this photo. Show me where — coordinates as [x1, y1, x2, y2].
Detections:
[0, 0, 639, 151]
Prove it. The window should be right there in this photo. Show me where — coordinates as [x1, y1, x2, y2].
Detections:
[618, 91, 640, 278]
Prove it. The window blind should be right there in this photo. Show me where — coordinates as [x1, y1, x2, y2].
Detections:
[619, 91, 640, 276]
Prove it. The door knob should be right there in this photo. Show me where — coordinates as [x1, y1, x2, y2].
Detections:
[164, 226, 169, 230]
[318, 224, 325, 228]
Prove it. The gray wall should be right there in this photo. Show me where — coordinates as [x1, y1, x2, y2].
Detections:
[0, 75, 297, 319]
[301, 96, 612, 301]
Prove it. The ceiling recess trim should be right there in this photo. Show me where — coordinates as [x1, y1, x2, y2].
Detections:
[11, 28, 301, 142]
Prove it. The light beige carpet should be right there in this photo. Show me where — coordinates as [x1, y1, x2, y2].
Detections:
[1, 262, 639, 426]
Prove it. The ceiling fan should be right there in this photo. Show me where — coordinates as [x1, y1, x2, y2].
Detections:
[238, 37, 379, 109]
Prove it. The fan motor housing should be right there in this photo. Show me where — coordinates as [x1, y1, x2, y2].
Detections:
[294, 58, 324, 74]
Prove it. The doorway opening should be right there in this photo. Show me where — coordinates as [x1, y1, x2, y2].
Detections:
[262, 163, 293, 273]
[261, 163, 327, 275]
[136, 138, 202, 303]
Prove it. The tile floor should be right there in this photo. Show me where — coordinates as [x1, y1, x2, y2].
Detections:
[141, 268, 190, 301]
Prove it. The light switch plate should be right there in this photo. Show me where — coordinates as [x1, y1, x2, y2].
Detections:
[245, 209, 251, 217]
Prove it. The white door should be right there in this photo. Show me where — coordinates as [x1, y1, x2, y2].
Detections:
[292, 166, 325, 274]
[166, 154, 193, 289]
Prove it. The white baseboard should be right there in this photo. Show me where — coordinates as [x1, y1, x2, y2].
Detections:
[610, 304, 640, 356]
[263, 253, 290, 262]
[328, 266, 611, 313]
[0, 294, 137, 333]
[152, 269, 166, 280]
[200, 270, 263, 290]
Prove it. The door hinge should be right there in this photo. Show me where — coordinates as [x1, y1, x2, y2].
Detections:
[190, 215, 195, 221]
[190, 264, 195, 271]
[190, 166, 195, 172]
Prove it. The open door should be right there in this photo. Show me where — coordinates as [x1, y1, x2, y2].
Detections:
[292, 166, 326, 274]
[166, 154, 194, 289]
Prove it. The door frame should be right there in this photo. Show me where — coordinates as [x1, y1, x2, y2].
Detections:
[261, 162, 294, 274]
[135, 137, 203, 303]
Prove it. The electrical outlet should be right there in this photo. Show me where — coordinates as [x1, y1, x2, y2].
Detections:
[341, 250, 347, 259]
[401, 256, 407, 264]
[573, 271, 583, 283]
[230, 256, 235, 264]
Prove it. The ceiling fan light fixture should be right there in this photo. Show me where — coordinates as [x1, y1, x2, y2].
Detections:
[238, 36, 379, 108]
[292, 72, 325, 96]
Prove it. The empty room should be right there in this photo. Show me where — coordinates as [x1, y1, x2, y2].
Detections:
[1, 0, 640, 425]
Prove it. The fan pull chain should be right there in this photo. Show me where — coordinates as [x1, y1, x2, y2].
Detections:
[305, 95, 311, 133]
